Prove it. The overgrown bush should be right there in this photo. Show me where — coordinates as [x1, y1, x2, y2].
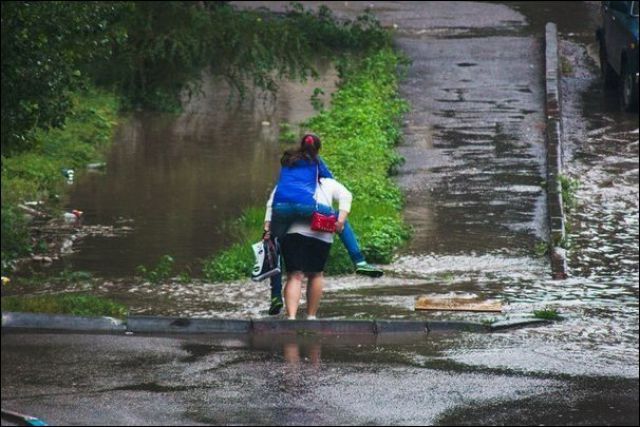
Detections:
[2, 1, 390, 152]
[1, 1, 127, 153]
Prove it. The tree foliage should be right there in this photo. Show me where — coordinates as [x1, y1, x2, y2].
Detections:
[1, 1, 127, 153]
[1, 1, 389, 153]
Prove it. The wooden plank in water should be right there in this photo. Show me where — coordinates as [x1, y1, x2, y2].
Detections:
[415, 296, 503, 313]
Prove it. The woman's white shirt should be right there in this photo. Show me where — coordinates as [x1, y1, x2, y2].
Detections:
[265, 178, 352, 243]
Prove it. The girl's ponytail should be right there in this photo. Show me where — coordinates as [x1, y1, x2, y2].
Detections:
[281, 133, 322, 166]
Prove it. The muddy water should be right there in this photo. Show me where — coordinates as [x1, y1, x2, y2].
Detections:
[60, 67, 337, 276]
[8, 2, 638, 380]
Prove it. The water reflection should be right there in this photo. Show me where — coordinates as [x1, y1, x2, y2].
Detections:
[62, 67, 337, 277]
[249, 332, 427, 369]
[283, 341, 322, 367]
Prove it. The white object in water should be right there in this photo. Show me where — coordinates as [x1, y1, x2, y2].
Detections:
[63, 209, 83, 223]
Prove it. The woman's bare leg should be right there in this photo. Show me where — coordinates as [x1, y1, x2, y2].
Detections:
[284, 272, 304, 319]
[306, 272, 324, 318]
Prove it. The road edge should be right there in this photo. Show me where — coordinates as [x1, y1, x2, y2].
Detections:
[545, 22, 569, 280]
[2, 311, 550, 336]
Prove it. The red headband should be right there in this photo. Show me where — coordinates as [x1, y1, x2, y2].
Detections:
[304, 135, 315, 145]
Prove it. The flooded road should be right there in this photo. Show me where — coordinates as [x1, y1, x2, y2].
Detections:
[3, 2, 638, 425]
[5, 0, 638, 387]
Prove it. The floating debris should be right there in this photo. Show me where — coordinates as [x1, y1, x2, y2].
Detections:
[86, 162, 107, 170]
[61, 168, 75, 184]
[63, 210, 83, 224]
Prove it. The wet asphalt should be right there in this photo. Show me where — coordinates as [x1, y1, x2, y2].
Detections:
[2, 1, 639, 425]
[2, 331, 638, 426]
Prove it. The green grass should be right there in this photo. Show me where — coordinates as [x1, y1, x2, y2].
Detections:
[560, 56, 574, 76]
[534, 240, 549, 257]
[557, 174, 579, 247]
[1, 293, 128, 319]
[136, 254, 176, 284]
[2, 87, 119, 205]
[533, 308, 562, 321]
[203, 48, 410, 281]
[202, 207, 264, 282]
[559, 174, 580, 213]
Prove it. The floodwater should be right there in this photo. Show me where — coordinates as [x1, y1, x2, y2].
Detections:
[59, 66, 338, 276]
[6, 1, 639, 383]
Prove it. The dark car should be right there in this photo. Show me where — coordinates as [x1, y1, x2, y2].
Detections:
[596, 1, 639, 111]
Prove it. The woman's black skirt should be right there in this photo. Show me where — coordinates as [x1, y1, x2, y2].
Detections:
[280, 233, 331, 273]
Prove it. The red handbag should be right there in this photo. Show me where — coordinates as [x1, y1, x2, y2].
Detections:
[311, 211, 337, 233]
[310, 164, 338, 233]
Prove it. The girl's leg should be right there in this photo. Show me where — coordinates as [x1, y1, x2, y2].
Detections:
[272, 203, 313, 239]
[313, 204, 365, 264]
[337, 221, 366, 264]
[268, 271, 283, 315]
[318, 207, 383, 277]
[284, 271, 304, 319]
[270, 216, 292, 239]
[279, 203, 382, 276]
[306, 272, 324, 318]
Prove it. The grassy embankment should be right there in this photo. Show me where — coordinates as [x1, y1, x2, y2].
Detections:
[203, 48, 411, 281]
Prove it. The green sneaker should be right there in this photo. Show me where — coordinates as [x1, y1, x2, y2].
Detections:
[355, 263, 384, 278]
[268, 296, 284, 316]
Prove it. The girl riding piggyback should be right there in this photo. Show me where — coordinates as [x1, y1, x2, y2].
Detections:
[265, 133, 383, 276]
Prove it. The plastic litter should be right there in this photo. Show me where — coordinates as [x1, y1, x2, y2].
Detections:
[63, 209, 83, 223]
[61, 168, 75, 184]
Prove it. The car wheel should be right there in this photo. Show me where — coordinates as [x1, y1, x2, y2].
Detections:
[620, 61, 639, 112]
[599, 41, 617, 89]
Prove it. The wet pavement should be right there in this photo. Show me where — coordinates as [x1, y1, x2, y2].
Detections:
[3, 2, 639, 424]
[2, 331, 638, 426]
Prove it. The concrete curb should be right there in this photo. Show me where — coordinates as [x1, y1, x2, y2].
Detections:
[2, 312, 552, 336]
[427, 321, 489, 333]
[1, 311, 126, 332]
[375, 320, 429, 334]
[127, 315, 252, 334]
[544, 22, 569, 280]
[490, 318, 551, 331]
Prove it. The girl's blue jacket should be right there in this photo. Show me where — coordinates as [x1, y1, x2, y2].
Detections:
[273, 157, 333, 206]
